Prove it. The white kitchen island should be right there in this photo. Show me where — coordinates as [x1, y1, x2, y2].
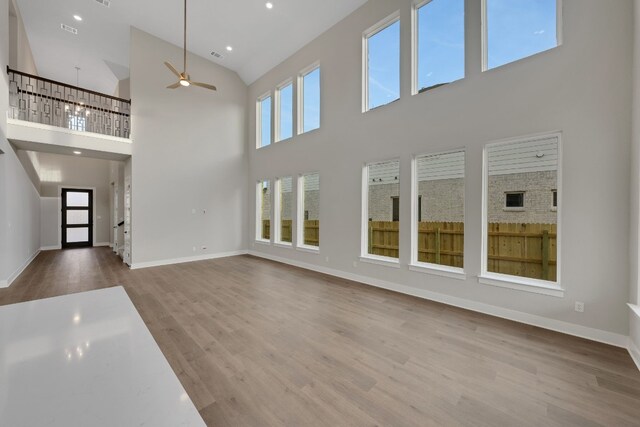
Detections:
[0, 286, 205, 426]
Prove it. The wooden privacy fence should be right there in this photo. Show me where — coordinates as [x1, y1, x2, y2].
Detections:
[262, 220, 319, 247]
[368, 221, 557, 281]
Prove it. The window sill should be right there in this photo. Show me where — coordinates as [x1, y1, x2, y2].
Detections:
[409, 263, 466, 281]
[255, 239, 271, 246]
[359, 255, 400, 269]
[297, 127, 320, 137]
[503, 207, 525, 212]
[551, 207, 558, 212]
[478, 273, 564, 298]
[297, 245, 320, 254]
[274, 242, 292, 249]
[629, 304, 640, 320]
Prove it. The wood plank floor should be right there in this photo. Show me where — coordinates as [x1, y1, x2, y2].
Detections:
[1, 247, 639, 426]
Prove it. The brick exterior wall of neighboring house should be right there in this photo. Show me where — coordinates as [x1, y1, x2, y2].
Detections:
[365, 171, 557, 224]
[488, 170, 557, 224]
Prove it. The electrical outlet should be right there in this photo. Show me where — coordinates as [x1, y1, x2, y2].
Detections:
[191, 209, 196, 214]
[192, 246, 196, 252]
[353, 261, 358, 268]
[575, 302, 585, 313]
[325, 256, 329, 262]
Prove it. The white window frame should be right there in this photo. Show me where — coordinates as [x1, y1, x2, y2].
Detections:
[274, 176, 293, 247]
[297, 172, 320, 253]
[297, 62, 321, 135]
[504, 191, 526, 211]
[362, 11, 401, 113]
[479, 131, 563, 297]
[481, 0, 563, 72]
[411, 0, 465, 96]
[409, 149, 466, 280]
[360, 159, 401, 268]
[256, 92, 272, 149]
[256, 180, 271, 244]
[275, 79, 294, 143]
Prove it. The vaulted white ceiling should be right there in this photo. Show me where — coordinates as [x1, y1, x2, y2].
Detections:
[16, 0, 367, 95]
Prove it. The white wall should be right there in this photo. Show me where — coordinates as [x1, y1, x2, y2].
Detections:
[129, 28, 248, 266]
[32, 152, 114, 246]
[40, 197, 57, 249]
[0, 0, 41, 286]
[248, 0, 634, 341]
[630, 0, 640, 364]
[8, 0, 37, 75]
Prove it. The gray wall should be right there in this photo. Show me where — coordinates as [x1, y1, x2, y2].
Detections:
[248, 0, 633, 337]
[0, 0, 41, 285]
[130, 28, 248, 265]
[630, 0, 640, 359]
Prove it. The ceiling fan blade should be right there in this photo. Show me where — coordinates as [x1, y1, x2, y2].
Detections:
[190, 81, 217, 91]
[164, 62, 181, 78]
[166, 82, 181, 89]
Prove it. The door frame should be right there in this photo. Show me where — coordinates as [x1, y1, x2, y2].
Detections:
[58, 185, 97, 249]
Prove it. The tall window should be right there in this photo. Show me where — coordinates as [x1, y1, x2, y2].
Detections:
[484, 0, 559, 70]
[414, 0, 464, 94]
[412, 150, 465, 271]
[483, 134, 560, 286]
[256, 180, 271, 242]
[257, 94, 272, 148]
[362, 160, 400, 261]
[298, 65, 320, 134]
[275, 176, 293, 245]
[297, 173, 320, 249]
[276, 81, 293, 142]
[364, 14, 400, 111]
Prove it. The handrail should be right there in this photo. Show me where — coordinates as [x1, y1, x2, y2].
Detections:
[7, 66, 131, 104]
[7, 67, 131, 138]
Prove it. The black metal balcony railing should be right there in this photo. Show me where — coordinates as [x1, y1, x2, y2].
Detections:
[7, 67, 131, 139]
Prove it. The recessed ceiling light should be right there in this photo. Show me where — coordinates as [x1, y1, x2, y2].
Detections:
[226, 46, 233, 52]
[265, 2, 273, 9]
[73, 15, 82, 21]
[73, 151, 82, 155]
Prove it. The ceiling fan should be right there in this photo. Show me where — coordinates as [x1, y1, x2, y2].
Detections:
[164, 0, 217, 91]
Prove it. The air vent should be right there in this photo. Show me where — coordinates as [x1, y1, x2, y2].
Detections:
[95, 0, 111, 7]
[60, 24, 78, 34]
[210, 51, 224, 59]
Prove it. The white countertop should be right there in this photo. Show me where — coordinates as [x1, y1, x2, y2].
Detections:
[0, 286, 205, 427]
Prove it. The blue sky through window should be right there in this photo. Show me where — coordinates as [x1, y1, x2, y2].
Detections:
[279, 83, 293, 140]
[303, 68, 320, 133]
[368, 20, 400, 110]
[417, 0, 464, 91]
[260, 96, 271, 148]
[487, 0, 557, 69]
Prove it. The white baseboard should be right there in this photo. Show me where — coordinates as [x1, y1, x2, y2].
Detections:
[248, 251, 629, 349]
[130, 250, 249, 270]
[40, 245, 61, 251]
[629, 338, 640, 371]
[0, 249, 41, 289]
[93, 242, 111, 247]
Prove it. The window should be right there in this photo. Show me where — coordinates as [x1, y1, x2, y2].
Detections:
[505, 192, 525, 209]
[275, 176, 293, 245]
[256, 180, 271, 242]
[483, 134, 560, 287]
[276, 81, 293, 142]
[298, 65, 320, 134]
[483, 0, 560, 70]
[257, 94, 272, 148]
[412, 150, 465, 271]
[297, 173, 320, 249]
[362, 160, 400, 261]
[392, 197, 400, 222]
[363, 13, 400, 111]
[552, 190, 557, 208]
[414, 0, 465, 94]
[68, 114, 86, 132]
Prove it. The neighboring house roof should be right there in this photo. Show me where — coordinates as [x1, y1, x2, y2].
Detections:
[368, 134, 558, 185]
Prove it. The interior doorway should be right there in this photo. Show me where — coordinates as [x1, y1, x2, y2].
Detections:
[61, 188, 94, 248]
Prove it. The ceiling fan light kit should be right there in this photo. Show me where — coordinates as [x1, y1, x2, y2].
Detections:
[165, 0, 217, 92]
